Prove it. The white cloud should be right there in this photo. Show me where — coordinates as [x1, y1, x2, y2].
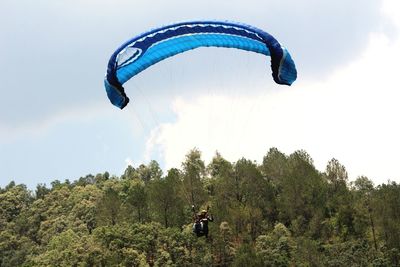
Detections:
[382, 0, 400, 28]
[145, 3, 400, 184]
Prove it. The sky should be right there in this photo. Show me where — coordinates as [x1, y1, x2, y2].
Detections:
[1, 0, 399, 189]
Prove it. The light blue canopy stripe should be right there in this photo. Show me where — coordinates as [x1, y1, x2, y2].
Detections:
[116, 33, 269, 84]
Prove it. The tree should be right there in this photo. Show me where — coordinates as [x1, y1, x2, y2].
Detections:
[322, 239, 376, 267]
[35, 183, 50, 199]
[136, 160, 163, 184]
[149, 168, 185, 228]
[208, 151, 233, 179]
[208, 152, 234, 228]
[324, 159, 356, 240]
[14, 184, 73, 246]
[352, 176, 377, 249]
[122, 165, 136, 180]
[0, 184, 32, 227]
[261, 147, 288, 183]
[181, 148, 207, 208]
[122, 178, 148, 223]
[373, 182, 400, 254]
[0, 229, 37, 266]
[232, 158, 270, 238]
[30, 229, 102, 266]
[212, 221, 236, 266]
[325, 158, 348, 192]
[233, 243, 263, 267]
[96, 180, 124, 226]
[277, 150, 326, 235]
[68, 184, 103, 234]
[255, 223, 296, 266]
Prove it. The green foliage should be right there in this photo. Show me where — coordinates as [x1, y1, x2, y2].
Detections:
[322, 239, 375, 266]
[120, 177, 148, 223]
[0, 184, 32, 226]
[148, 168, 185, 228]
[1, 148, 398, 266]
[255, 223, 296, 266]
[0, 230, 37, 266]
[96, 179, 125, 226]
[30, 229, 103, 266]
[232, 244, 263, 267]
[181, 148, 207, 207]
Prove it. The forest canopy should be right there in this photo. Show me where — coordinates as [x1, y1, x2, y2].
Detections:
[1, 148, 399, 266]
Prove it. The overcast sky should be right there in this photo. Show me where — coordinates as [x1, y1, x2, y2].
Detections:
[1, 0, 399, 189]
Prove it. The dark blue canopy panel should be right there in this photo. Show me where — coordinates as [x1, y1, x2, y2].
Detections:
[105, 21, 297, 109]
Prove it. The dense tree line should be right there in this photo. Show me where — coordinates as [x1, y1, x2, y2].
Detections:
[1, 148, 399, 266]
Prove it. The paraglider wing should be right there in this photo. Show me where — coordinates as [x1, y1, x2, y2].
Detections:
[104, 21, 297, 109]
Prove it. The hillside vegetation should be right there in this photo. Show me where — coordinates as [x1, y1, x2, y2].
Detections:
[1, 148, 399, 266]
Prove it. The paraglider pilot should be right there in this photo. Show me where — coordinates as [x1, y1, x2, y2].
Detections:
[192, 205, 213, 238]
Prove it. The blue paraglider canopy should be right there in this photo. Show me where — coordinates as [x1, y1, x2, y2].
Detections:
[104, 21, 297, 109]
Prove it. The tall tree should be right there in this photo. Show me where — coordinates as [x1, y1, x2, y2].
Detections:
[261, 147, 288, 183]
[181, 148, 207, 208]
[277, 150, 326, 236]
[121, 178, 148, 223]
[324, 158, 355, 239]
[135, 160, 163, 184]
[149, 168, 185, 227]
[233, 158, 269, 238]
[373, 182, 400, 253]
[208, 152, 234, 225]
[352, 176, 377, 250]
[326, 158, 348, 191]
[96, 180, 123, 226]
